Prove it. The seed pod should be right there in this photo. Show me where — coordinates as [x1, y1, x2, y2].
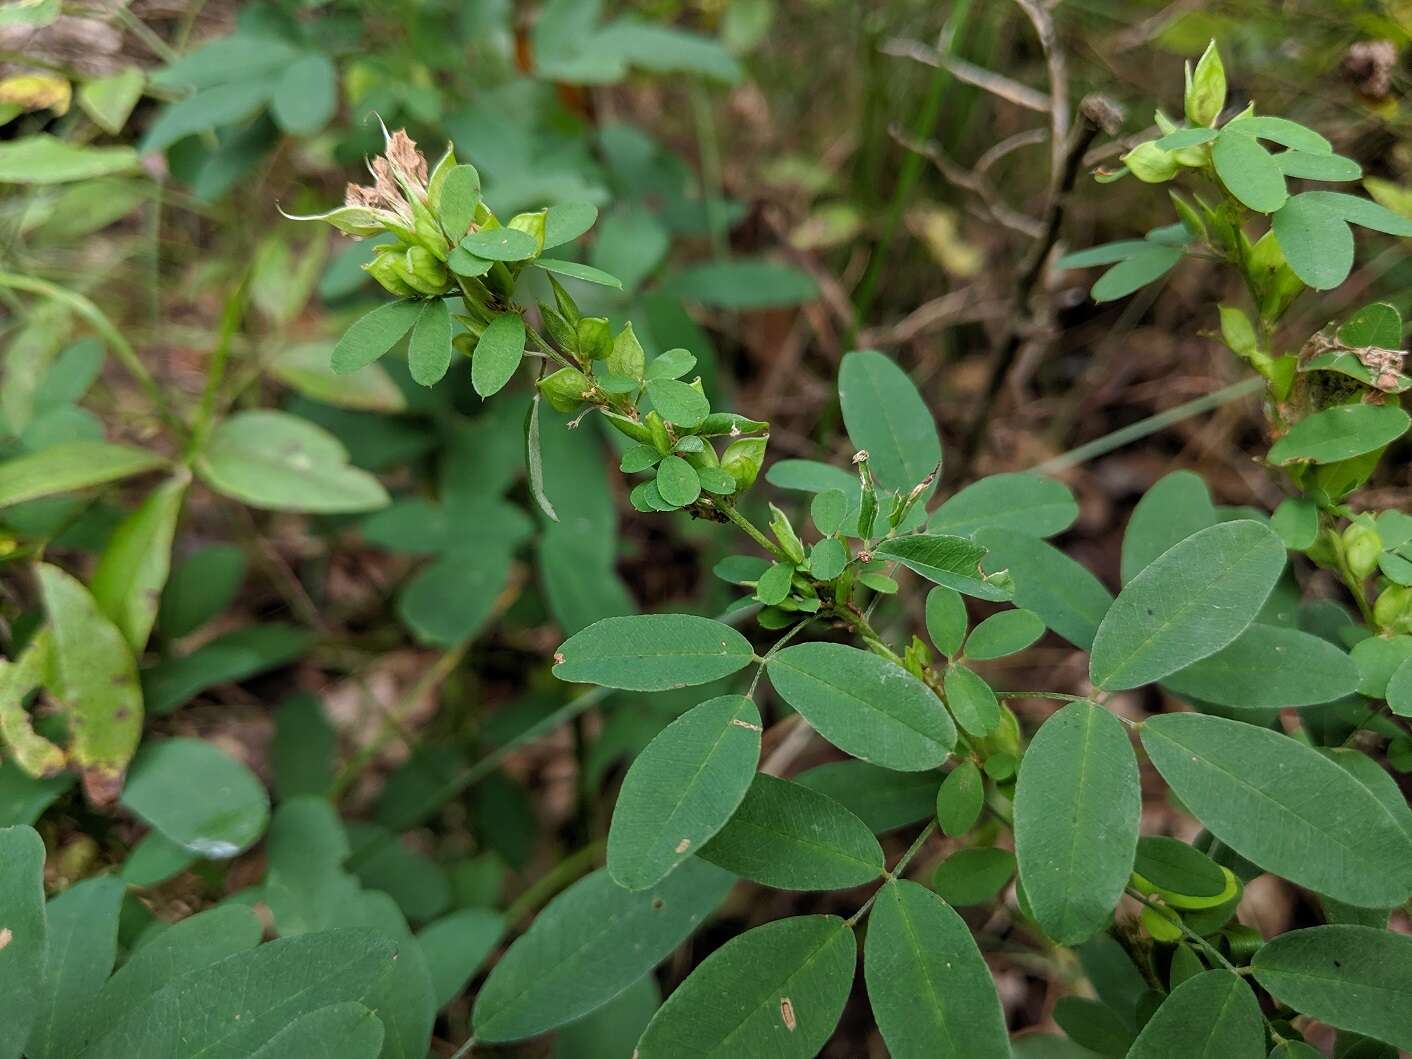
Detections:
[1185, 41, 1226, 127]
[721, 436, 767, 492]
[1343, 520, 1383, 580]
[538, 366, 593, 413]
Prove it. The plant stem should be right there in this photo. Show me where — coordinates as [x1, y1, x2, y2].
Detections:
[188, 277, 249, 459]
[1124, 887, 1236, 972]
[718, 501, 787, 560]
[847, 821, 937, 926]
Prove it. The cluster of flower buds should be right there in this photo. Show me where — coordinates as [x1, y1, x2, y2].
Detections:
[283, 123, 461, 298]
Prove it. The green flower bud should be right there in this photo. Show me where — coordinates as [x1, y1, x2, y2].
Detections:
[538, 366, 593, 413]
[721, 435, 767, 492]
[1217, 304, 1257, 359]
[769, 503, 807, 565]
[452, 333, 477, 359]
[548, 273, 581, 327]
[364, 248, 418, 297]
[540, 305, 578, 356]
[855, 451, 877, 541]
[602, 410, 653, 444]
[1170, 191, 1207, 241]
[507, 209, 547, 256]
[608, 322, 646, 380]
[401, 245, 449, 296]
[640, 410, 670, 455]
[1122, 141, 1180, 183]
[577, 317, 613, 361]
[1343, 521, 1383, 580]
[1374, 584, 1412, 633]
[1185, 41, 1226, 127]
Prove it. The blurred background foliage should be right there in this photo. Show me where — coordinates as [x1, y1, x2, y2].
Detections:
[2, 0, 1411, 1053]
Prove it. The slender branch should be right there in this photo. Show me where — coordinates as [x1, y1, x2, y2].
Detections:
[847, 821, 937, 927]
[958, 95, 1121, 472]
[718, 501, 788, 561]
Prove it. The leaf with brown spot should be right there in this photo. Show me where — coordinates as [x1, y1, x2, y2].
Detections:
[38, 563, 142, 804]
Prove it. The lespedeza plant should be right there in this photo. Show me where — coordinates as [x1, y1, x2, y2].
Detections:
[284, 45, 1412, 1058]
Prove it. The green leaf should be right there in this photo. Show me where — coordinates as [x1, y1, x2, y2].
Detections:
[83, 929, 399, 1059]
[1057, 239, 1156, 268]
[1162, 623, 1359, 707]
[524, 392, 559, 522]
[1267, 403, 1410, 464]
[0, 440, 165, 508]
[433, 163, 482, 241]
[27, 876, 124, 1059]
[811, 488, 849, 536]
[767, 642, 954, 770]
[808, 538, 847, 581]
[1272, 191, 1354, 289]
[1351, 634, 1412, 698]
[534, 258, 624, 288]
[77, 68, 144, 132]
[1140, 713, 1412, 907]
[1127, 970, 1264, 1059]
[645, 378, 710, 429]
[1388, 656, 1412, 717]
[1133, 836, 1226, 897]
[157, 544, 244, 640]
[654, 454, 701, 508]
[1014, 702, 1140, 945]
[269, 342, 406, 413]
[0, 826, 46, 1058]
[248, 1004, 384, 1059]
[794, 761, 938, 833]
[1053, 996, 1134, 1054]
[331, 300, 423, 375]
[38, 563, 142, 802]
[473, 860, 733, 1042]
[1121, 470, 1217, 583]
[864, 880, 1008, 1058]
[1155, 128, 1218, 150]
[551, 975, 658, 1059]
[976, 529, 1114, 650]
[754, 561, 794, 604]
[1090, 521, 1285, 690]
[838, 350, 941, 492]
[90, 475, 187, 652]
[1212, 130, 1287, 212]
[416, 908, 503, 1010]
[925, 586, 968, 657]
[143, 623, 312, 715]
[1225, 115, 1331, 154]
[607, 695, 760, 890]
[965, 609, 1045, 660]
[270, 52, 336, 134]
[936, 761, 983, 836]
[273, 694, 335, 800]
[1091, 244, 1182, 302]
[929, 474, 1077, 539]
[932, 846, 1016, 906]
[406, 299, 452, 387]
[663, 259, 818, 309]
[1252, 925, 1412, 1051]
[873, 535, 1011, 602]
[470, 312, 526, 399]
[635, 915, 855, 1058]
[554, 614, 754, 691]
[1271, 496, 1319, 550]
[943, 664, 1000, 737]
[1339, 301, 1403, 348]
[699, 773, 884, 889]
[1276, 150, 1362, 182]
[78, 906, 262, 1051]
[397, 549, 512, 647]
[459, 226, 538, 261]
[119, 737, 269, 858]
[196, 410, 389, 513]
[542, 201, 599, 249]
[0, 134, 137, 184]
